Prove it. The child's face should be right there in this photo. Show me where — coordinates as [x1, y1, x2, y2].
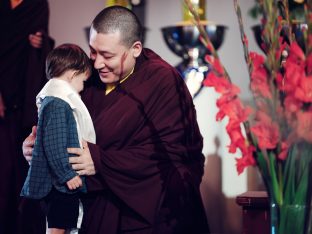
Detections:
[70, 72, 89, 93]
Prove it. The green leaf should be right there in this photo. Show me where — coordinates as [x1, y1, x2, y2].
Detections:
[269, 152, 282, 204]
[256, 151, 273, 193]
[283, 144, 297, 204]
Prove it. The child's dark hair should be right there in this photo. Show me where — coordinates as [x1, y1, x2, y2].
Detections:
[46, 43, 92, 80]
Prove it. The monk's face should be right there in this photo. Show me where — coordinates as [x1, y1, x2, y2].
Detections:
[89, 27, 142, 84]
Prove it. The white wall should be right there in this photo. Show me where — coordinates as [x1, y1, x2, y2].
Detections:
[48, 1, 263, 233]
[48, 0, 104, 50]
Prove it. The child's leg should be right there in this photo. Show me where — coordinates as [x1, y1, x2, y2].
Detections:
[48, 228, 66, 234]
[42, 189, 79, 233]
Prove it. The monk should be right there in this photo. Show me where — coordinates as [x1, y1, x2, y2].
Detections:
[23, 5, 210, 234]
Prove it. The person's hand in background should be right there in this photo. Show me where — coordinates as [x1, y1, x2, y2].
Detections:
[0, 93, 5, 118]
[29, 31, 43, 48]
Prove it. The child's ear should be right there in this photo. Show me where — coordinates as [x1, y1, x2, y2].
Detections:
[68, 70, 77, 80]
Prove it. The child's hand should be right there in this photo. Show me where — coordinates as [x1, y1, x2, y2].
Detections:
[66, 175, 82, 190]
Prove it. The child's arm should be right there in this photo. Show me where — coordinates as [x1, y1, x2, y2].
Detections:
[66, 175, 83, 190]
[42, 101, 79, 185]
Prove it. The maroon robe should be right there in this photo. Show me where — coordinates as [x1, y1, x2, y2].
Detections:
[81, 48, 209, 234]
[0, 0, 53, 233]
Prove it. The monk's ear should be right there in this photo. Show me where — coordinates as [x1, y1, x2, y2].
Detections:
[131, 41, 142, 58]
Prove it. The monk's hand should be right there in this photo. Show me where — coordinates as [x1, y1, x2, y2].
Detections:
[22, 126, 37, 163]
[68, 141, 96, 176]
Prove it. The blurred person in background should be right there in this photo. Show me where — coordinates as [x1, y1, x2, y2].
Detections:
[0, 0, 54, 233]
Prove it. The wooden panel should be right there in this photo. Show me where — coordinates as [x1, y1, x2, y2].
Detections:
[236, 191, 270, 234]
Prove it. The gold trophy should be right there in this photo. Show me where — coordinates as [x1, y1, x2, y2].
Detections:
[106, 0, 132, 9]
[162, 0, 227, 97]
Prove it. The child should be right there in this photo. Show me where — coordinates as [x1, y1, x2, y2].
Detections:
[21, 43, 96, 234]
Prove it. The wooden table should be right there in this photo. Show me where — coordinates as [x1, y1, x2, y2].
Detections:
[236, 191, 270, 234]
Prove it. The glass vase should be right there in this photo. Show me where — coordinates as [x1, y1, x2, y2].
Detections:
[270, 202, 312, 234]
[265, 141, 312, 234]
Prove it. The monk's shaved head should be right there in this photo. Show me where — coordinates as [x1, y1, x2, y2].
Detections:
[91, 6, 143, 48]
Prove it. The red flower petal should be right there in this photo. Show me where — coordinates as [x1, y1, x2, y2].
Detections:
[250, 112, 280, 150]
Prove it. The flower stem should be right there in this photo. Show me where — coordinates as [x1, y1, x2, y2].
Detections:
[182, 0, 231, 82]
[233, 0, 253, 78]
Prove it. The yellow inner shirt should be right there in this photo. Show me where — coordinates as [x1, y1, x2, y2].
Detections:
[105, 67, 134, 95]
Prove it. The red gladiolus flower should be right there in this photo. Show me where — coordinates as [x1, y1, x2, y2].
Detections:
[278, 142, 289, 160]
[206, 42, 214, 54]
[294, 76, 312, 103]
[205, 55, 214, 65]
[213, 59, 225, 75]
[251, 66, 272, 98]
[288, 42, 306, 66]
[203, 72, 231, 94]
[243, 34, 248, 47]
[216, 87, 240, 107]
[275, 37, 287, 60]
[276, 72, 285, 91]
[250, 52, 272, 98]
[284, 95, 303, 113]
[307, 53, 312, 75]
[227, 125, 246, 154]
[217, 97, 252, 124]
[235, 146, 256, 175]
[204, 56, 224, 75]
[283, 62, 303, 93]
[184, 0, 312, 221]
[250, 52, 265, 68]
[296, 111, 312, 143]
[250, 111, 280, 150]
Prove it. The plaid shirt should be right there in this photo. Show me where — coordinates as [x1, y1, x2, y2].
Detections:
[21, 97, 86, 199]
